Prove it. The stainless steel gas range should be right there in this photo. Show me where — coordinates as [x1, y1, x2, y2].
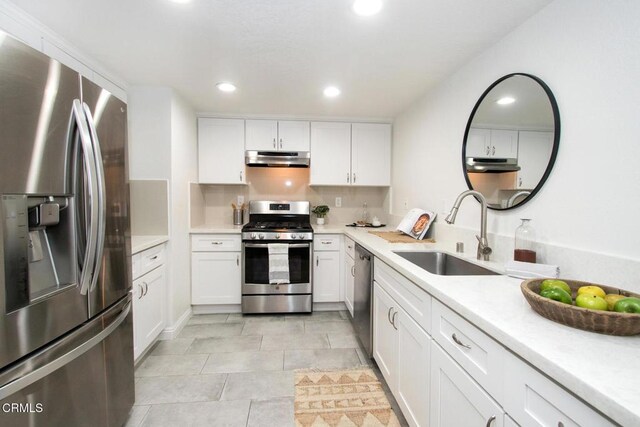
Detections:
[241, 201, 313, 314]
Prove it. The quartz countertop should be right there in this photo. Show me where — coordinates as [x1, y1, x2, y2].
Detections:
[131, 235, 169, 254]
[340, 226, 639, 426]
[190, 224, 244, 234]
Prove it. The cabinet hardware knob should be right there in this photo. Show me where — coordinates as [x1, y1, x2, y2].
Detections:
[485, 415, 496, 427]
[452, 333, 471, 349]
[391, 311, 398, 330]
[150, 255, 158, 260]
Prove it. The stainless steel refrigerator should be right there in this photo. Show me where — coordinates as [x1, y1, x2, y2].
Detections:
[0, 32, 134, 426]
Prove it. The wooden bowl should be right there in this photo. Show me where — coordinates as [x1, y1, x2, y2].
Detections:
[521, 279, 640, 336]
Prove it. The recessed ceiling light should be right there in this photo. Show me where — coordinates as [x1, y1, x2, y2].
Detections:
[216, 82, 237, 93]
[353, 0, 383, 17]
[496, 96, 515, 105]
[323, 86, 341, 98]
[168, 0, 192, 4]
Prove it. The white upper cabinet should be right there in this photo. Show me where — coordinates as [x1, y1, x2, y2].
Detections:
[310, 122, 352, 185]
[198, 118, 246, 184]
[310, 122, 391, 186]
[467, 128, 517, 158]
[351, 123, 392, 186]
[245, 119, 310, 152]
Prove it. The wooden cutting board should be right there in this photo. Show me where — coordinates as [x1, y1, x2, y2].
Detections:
[369, 230, 436, 244]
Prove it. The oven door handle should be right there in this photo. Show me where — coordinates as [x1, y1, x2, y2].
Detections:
[243, 243, 310, 248]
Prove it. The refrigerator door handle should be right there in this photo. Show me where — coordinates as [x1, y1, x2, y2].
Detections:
[72, 99, 100, 295]
[82, 102, 106, 293]
[0, 300, 131, 400]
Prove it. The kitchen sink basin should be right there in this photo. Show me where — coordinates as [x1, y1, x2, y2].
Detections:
[392, 251, 500, 276]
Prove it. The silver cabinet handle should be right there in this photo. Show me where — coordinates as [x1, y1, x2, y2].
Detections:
[485, 415, 496, 427]
[391, 311, 398, 330]
[519, 177, 522, 187]
[485, 146, 490, 155]
[240, 171, 243, 182]
[353, 173, 356, 183]
[492, 146, 495, 155]
[347, 172, 350, 183]
[351, 265, 355, 277]
[316, 256, 319, 267]
[387, 307, 393, 324]
[143, 282, 149, 296]
[273, 138, 276, 148]
[321, 241, 331, 245]
[279, 138, 283, 149]
[138, 284, 144, 299]
[150, 255, 158, 260]
[211, 241, 223, 245]
[452, 333, 471, 349]
[236, 254, 239, 266]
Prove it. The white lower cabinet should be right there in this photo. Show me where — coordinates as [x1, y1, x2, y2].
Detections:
[313, 235, 342, 303]
[132, 244, 166, 361]
[373, 282, 430, 427]
[191, 234, 242, 305]
[430, 342, 504, 427]
[343, 237, 355, 316]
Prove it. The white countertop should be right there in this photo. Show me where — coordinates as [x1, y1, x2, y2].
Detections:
[190, 224, 244, 234]
[131, 235, 169, 254]
[340, 226, 639, 426]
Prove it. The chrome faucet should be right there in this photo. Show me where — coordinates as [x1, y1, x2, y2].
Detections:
[445, 190, 492, 261]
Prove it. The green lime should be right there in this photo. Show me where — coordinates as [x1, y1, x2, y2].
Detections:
[540, 287, 572, 305]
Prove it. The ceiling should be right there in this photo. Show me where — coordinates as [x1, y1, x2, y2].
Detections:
[10, 0, 553, 118]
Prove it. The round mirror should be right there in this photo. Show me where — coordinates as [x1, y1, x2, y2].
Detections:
[462, 73, 560, 210]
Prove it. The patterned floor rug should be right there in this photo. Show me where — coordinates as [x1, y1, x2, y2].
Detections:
[294, 368, 401, 427]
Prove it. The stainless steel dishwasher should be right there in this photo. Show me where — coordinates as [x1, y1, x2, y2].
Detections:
[353, 244, 374, 358]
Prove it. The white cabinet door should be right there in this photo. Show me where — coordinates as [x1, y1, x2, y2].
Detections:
[278, 121, 310, 151]
[430, 342, 504, 427]
[351, 123, 391, 186]
[133, 266, 165, 360]
[198, 118, 246, 184]
[246, 119, 278, 151]
[313, 250, 341, 302]
[491, 129, 518, 158]
[191, 252, 241, 304]
[396, 310, 431, 427]
[466, 128, 491, 157]
[309, 122, 352, 186]
[373, 283, 398, 391]
[344, 254, 355, 317]
[517, 131, 554, 189]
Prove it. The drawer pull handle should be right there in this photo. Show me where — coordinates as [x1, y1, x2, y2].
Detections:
[391, 311, 398, 330]
[150, 255, 158, 260]
[321, 241, 331, 244]
[236, 255, 240, 266]
[143, 282, 149, 296]
[452, 333, 471, 349]
[138, 284, 144, 299]
[387, 307, 394, 324]
[351, 265, 355, 277]
[211, 241, 223, 245]
[485, 415, 496, 427]
[316, 256, 319, 267]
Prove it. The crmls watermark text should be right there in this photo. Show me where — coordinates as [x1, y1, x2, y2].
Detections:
[2, 403, 44, 413]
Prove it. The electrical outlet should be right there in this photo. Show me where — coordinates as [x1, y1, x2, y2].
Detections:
[237, 195, 245, 206]
[335, 197, 342, 208]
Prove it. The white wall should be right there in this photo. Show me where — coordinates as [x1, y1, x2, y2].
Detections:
[392, 0, 640, 264]
[169, 94, 198, 325]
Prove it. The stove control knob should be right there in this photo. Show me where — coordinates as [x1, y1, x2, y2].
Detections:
[251, 233, 257, 240]
[259, 233, 265, 240]
[275, 233, 281, 240]
[291, 234, 298, 240]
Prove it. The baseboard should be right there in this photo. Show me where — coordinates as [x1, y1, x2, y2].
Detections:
[313, 302, 348, 311]
[159, 307, 192, 340]
[192, 304, 242, 314]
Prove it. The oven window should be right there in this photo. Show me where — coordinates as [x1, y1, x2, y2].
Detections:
[244, 245, 310, 284]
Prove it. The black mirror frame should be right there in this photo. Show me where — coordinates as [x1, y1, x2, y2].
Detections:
[461, 73, 561, 210]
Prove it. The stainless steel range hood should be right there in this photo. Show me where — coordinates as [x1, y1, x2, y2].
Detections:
[245, 151, 310, 167]
[466, 157, 520, 173]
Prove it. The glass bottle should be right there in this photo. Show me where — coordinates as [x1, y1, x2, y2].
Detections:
[362, 202, 369, 223]
[514, 219, 537, 263]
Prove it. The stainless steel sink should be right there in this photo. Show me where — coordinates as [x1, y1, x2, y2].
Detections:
[392, 251, 500, 276]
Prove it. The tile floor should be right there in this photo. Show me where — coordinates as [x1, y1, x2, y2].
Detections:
[125, 310, 408, 427]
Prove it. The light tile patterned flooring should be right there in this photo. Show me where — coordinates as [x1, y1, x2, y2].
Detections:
[124, 310, 408, 427]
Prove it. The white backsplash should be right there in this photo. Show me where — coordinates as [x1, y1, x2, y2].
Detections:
[191, 167, 390, 226]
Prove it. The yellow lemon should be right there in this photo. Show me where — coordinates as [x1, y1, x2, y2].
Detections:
[577, 285, 606, 299]
[604, 294, 625, 311]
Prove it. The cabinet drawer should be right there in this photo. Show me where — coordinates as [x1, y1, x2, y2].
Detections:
[374, 260, 431, 334]
[344, 237, 355, 259]
[192, 234, 241, 252]
[314, 234, 341, 251]
[431, 300, 505, 401]
[503, 352, 615, 427]
[139, 244, 165, 277]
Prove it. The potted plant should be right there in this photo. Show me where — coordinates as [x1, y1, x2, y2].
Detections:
[311, 205, 330, 225]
